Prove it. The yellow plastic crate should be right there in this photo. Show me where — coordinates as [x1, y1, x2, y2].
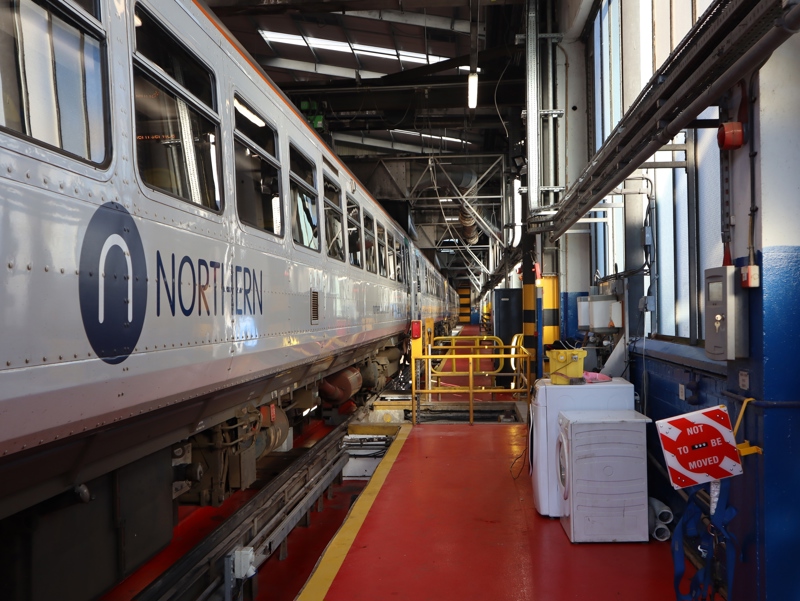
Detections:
[546, 349, 587, 384]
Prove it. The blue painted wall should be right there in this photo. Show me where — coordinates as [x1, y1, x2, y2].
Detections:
[752, 246, 800, 601]
[628, 246, 800, 601]
[561, 291, 587, 340]
[629, 340, 764, 601]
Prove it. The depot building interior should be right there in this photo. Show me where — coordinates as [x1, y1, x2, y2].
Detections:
[205, 1, 795, 597]
[1, 0, 799, 600]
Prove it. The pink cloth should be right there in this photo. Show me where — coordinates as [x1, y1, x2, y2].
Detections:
[583, 371, 612, 383]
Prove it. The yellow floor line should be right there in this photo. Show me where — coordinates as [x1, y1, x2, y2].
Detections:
[296, 423, 413, 600]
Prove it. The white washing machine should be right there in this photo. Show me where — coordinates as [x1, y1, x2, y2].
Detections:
[530, 378, 634, 517]
[557, 410, 650, 543]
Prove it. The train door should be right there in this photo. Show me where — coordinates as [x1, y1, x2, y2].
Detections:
[410, 246, 421, 320]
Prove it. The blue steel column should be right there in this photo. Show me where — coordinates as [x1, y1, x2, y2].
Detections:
[731, 39, 800, 598]
[715, 37, 800, 601]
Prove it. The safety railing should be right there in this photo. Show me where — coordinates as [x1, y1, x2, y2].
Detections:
[410, 330, 533, 425]
[430, 335, 507, 376]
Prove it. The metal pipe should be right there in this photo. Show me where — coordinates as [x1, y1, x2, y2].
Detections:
[526, 0, 540, 213]
[551, 2, 800, 240]
[721, 390, 800, 408]
[545, 0, 556, 208]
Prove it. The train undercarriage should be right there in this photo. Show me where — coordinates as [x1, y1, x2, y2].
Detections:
[0, 335, 411, 601]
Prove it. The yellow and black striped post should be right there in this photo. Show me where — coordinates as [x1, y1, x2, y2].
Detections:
[522, 280, 537, 349]
[540, 275, 560, 345]
[522, 233, 538, 363]
[458, 287, 471, 324]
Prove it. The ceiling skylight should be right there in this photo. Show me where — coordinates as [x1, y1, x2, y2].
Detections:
[260, 30, 450, 66]
[392, 130, 475, 145]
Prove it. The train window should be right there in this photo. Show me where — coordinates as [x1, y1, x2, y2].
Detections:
[395, 240, 404, 284]
[289, 145, 319, 250]
[322, 155, 338, 176]
[234, 97, 275, 157]
[234, 96, 281, 236]
[363, 211, 376, 273]
[0, 0, 107, 164]
[387, 233, 396, 280]
[133, 71, 221, 211]
[290, 147, 315, 187]
[133, 8, 221, 211]
[324, 177, 345, 261]
[135, 8, 214, 109]
[234, 141, 282, 236]
[347, 196, 362, 268]
[73, 0, 97, 16]
[377, 222, 387, 277]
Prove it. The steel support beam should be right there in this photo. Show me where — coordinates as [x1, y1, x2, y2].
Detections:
[435, 157, 505, 246]
[344, 10, 484, 35]
[332, 133, 447, 154]
[258, 57, 385, 79]
[210, 0, 520, 16]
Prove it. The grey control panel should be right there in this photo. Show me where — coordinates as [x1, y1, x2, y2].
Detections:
[704, 266, 749, 361]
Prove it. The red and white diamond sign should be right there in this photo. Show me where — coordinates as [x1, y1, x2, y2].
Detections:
[656, 405, 743, 489]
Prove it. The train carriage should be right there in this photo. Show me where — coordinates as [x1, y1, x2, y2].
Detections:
[0, 0, 456, 596]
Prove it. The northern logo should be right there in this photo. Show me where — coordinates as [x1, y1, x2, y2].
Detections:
[79, 203, 147, 364]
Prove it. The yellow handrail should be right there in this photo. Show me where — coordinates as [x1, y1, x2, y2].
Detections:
[411, 333, 533, 425]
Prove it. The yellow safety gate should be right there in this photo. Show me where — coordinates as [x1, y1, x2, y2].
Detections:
[410, 323, 533, 425]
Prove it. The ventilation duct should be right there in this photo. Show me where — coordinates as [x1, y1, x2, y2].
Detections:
[459, 208, 480, 245]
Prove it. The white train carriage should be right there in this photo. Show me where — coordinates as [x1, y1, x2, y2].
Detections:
[0, 0, 454, 595]
[410, 245, 459, 333]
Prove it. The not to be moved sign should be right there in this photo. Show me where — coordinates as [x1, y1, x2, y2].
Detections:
[656, 405, 743, 489]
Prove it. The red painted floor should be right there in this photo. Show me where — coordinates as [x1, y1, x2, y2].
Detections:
[320, 424, 680, 601]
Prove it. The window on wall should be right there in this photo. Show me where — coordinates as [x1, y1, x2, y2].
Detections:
[364, 211, 376, 273]
[347, 196, 362, 268]
[0, 0, 107, 163]
[587, 0, 722, 343]
[289, 146, 319, 250]
[588, 0, 624, 280]
[591, 0, 622, 153]
[134, 7, 221, 211]
[643, 122, 721, 342]
[233, 96, 281, 236]
[324, 176, 345, 261]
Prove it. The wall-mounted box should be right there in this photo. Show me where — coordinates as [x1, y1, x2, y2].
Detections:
[704, 266, 748, 360]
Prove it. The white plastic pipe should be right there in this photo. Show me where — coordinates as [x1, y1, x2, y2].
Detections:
[649, 496, 674, 524]
[648, 504, 671, 542]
